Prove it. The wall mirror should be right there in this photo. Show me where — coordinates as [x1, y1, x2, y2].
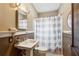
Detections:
[16, 9, 27, 31]
[67, 12, 72, 30]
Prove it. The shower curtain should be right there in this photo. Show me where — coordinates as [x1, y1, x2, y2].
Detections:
[33, 16, 62, 52]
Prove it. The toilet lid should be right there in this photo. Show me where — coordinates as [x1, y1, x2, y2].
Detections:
[35, 47, 48, 51]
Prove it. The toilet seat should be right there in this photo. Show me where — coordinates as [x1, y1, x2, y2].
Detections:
[35, 47, 48, 52]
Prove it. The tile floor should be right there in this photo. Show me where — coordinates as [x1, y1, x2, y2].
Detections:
[46, 49, 63, 56]
[46, 51, 63, 56]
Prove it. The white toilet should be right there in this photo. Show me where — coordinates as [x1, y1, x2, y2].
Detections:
[34, 47, 48, 56]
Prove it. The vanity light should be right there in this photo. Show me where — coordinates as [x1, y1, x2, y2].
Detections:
[9, 3, 21, 10]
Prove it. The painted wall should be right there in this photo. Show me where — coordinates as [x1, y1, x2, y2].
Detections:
[0, 3, 38, 31]
[0, 3, 71, 31]
[26, 4, 38, 31]
[58, 3, 71, 31]
[38, 10, 58, 17]
[0, 4, 16, 31]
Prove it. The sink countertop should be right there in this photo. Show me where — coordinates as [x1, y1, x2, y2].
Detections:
[14, 31, 34, 35]
[15, 39, 38, 49]
[15, 39, 38, 56]
[0, 31, 14, 38]
[0, 31, 34, 38]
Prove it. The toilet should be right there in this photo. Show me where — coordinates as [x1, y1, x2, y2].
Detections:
[34, 47, 48, 56]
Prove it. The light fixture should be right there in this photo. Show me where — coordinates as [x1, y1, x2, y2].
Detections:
[9, 3, 20, 10]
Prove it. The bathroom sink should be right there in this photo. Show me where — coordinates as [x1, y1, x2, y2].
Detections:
[15, 39, 38, 49]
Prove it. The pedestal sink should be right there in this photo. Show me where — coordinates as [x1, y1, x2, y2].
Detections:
[15, 39, 38, 56]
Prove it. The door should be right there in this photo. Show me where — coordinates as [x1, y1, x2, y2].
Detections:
[72, 3, 79, 56]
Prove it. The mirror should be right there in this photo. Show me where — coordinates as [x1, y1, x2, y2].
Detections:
[15, 9, 27, 31]
[67, 13, 72, 30]
[18, 10, 27, 30]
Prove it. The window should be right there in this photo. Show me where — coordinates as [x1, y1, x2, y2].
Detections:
[18, 10, 27, 30]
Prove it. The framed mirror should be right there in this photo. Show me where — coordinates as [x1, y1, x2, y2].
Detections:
[67, 13, 72, 30]
[15, 9, 27, 31]
[18, 10, 27, 30]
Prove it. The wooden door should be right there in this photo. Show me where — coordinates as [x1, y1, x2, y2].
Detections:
[71, 3, 79, 56]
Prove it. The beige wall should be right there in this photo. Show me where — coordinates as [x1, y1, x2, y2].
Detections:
[26, 4, 38, 31]
[0, 3, 38, 31]
[0, 4, 16, 31]
[0, 3, 71, 31]
[58, 3, 71, 31]
[38, 11, 58, 17]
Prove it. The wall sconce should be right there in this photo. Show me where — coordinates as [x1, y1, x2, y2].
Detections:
[9, 3, 20, 10]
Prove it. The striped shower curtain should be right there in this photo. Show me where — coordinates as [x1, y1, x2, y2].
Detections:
[33, 16, 62, 52]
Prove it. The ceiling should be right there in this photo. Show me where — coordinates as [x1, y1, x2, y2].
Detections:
[32, 3, 61, 13]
